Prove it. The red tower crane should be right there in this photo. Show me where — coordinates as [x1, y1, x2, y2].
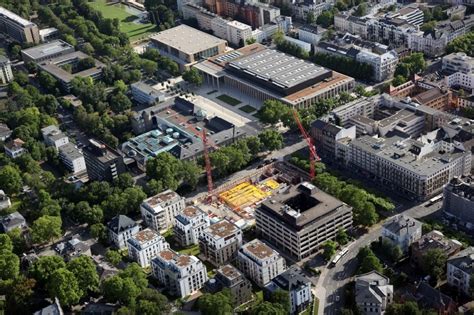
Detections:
[202, 129, 214, 199]
[293, 109, 319, 179]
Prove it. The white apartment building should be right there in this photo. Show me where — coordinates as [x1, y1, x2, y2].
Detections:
[140, 190, 185, 233]
[443, 53, 474, 94]
[127, 228, 170, 268]
[151, 249, 208, 297]
[108, 215, 140, 249]
[0, 55, 13, 85]
[58, 143, 87, 175]
[355, 271, 393, 315]
[292, 2, 329, 22]
[265, 265, 313, 315]
[199, 219, 242, 266]
[447, 247, 474, 296]
[366, 18, 417, 47]
[284, 36, 311, 52]
[41, 125, 69, 149]
[227, 20, 253, 46]
[237, 239, 286, 287]
[298, 25, 326, 46]
[355, 49, 398, 82]
[408, 31, 448, 58]
[381, 214, 422, 253]
[174, 206, 210, 247]
[334, 13, 368, 38]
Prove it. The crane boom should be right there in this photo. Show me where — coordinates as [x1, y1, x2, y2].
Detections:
[292, 109, 319, 179]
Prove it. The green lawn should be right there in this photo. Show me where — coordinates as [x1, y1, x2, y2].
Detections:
[88, 0, 158, 41]
[178, 244, 200, 256]
[217, 94, 241, 106]
[239, 104, 257, 113]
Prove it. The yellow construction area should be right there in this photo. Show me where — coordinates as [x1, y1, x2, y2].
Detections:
[219, 180, 279, 210]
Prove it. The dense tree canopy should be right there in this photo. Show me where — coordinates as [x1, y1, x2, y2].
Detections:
[198, 289, 233, 315]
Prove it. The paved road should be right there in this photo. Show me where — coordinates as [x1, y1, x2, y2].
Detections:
[316, 199, 443, 315]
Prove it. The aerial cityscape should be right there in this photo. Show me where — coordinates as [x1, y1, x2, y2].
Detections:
[0, 0, 473, 314]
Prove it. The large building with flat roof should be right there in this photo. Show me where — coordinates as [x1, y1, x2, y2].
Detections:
[38, 51, 104, 92]
[195, 43, 355, 108]
[0, 6, 40, 44]
[21, 40, 74, 63]
[0, 55, 13, 85]
[255, 182, 353, 261]
[150, 24, 227, 71]
[83, 139, 126, 182]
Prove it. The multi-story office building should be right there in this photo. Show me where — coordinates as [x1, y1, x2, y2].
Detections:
[311, 120, 356, 160]
[447, 247, 474, 296]
[58, 143, 87, 175]
[21, 40, 75, 63]
[130, 81, 165, 105]
[381, 214, 422, 253]
[237, 239, 286, 287]
[195, 44, 355, 108]
[334, 13, 368, 38]
[297, 25, 327, 46]
[255, 182, 353, 261]
[0, 6, 40, 44]
[151, 249, 208, 297]
[199, 219, 242, 266]
[140, 190, 186, 233]
[387, 4, 424, 26]
[213, 264, 252, 306]
[355, 271, 393, 315]
[174, 205, 210, 247]
[347, 134, 472, 201]
[83, 139, 126, 182]
[41, 125, 69, 150]
[0, 55, 13, 85]
[265, 265, 313, 315]
[330, 96, 378, 128]
[443, 176, 474, 229]
[127, 228, 170, 267]
[107, 215, 140, 249]
[150, 24, 227, 71]
[183, 4, 253, 47]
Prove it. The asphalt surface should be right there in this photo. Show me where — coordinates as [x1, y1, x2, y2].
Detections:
[316, 199, 444, 315]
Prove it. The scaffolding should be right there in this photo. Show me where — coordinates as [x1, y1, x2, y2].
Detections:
[219, 182, 272, 210]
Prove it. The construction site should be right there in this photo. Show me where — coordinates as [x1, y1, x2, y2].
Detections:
[193, 161, 310, 227]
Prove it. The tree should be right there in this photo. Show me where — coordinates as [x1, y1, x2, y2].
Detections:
[47, 268, 83, 306]
[102, 263, 148, 306]
[7, 276, 36, 313]
[252, 302, 286, 315]
[0, 234, 13, 252]
[245, 136, 262, 155]
[105, 249, 122, 266]
[269, 289, 290, 314]
[386, 302, 422, 315]
[38, 71, 58, 92]
[7, 228, 27, 255]
[316, 10, 334, 28]
[109, 92, 132, 113]
[322, 240, 338, 261]
[114, 80, 128, 93]
[259, 130, 283, 151]
[0, 250, 19, 280]
[354, 3, 368, 16]
[0, 165, 22, 194]
[182, 68, 203, 86]
[90, 223, 107, 242]
[67, 256, 99, 293]
[137, 289, 170, 314]
[306, 11, 316, 24]
[421, 248, 447, 284]
[336, 229, 349, 245]
[357, 246, 383, 274]
[246, 37, 256, 45]
[258, 100, 290, 125]
[29, 255, 66, 286]
[31, 215, 62, 244]
[146, 152, 182, 191]
[198, 289, 233, 315]
[392, 75, 407, 87]
[446, 31, 474, 56]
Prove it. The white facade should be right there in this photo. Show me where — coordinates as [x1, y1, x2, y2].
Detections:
[227, 20, 253, 46]
[58, 143, 87, 175]
[292, 2, 329, 22]
[151, 249, 208, 297]
[355, 48, 398, 82]
[237, 239, 286, 287]
[140, 190, 186, 232]
[447, 247, 474, 296]
[443, 53, 474, 94]
[127, 228, 170, 268]
[298, 26, 326, 46]
[108, 215, 140, 249]
[0, 56, 13, 85]
[284, 36, 311, 52]
[381, 215, 422, 253]
[174, 206, 210, 247]
[4, 138, 26, 159]
[355, 271, 393, 315]
[408, 31, 448, 58]
[130, 82, 165, 105]
[41, 125, 69, 149]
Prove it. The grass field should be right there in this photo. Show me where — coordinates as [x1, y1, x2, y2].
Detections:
[217, 94, 241, 106]
[89, 0, 158, 41]
[239, 104, 257, 113]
